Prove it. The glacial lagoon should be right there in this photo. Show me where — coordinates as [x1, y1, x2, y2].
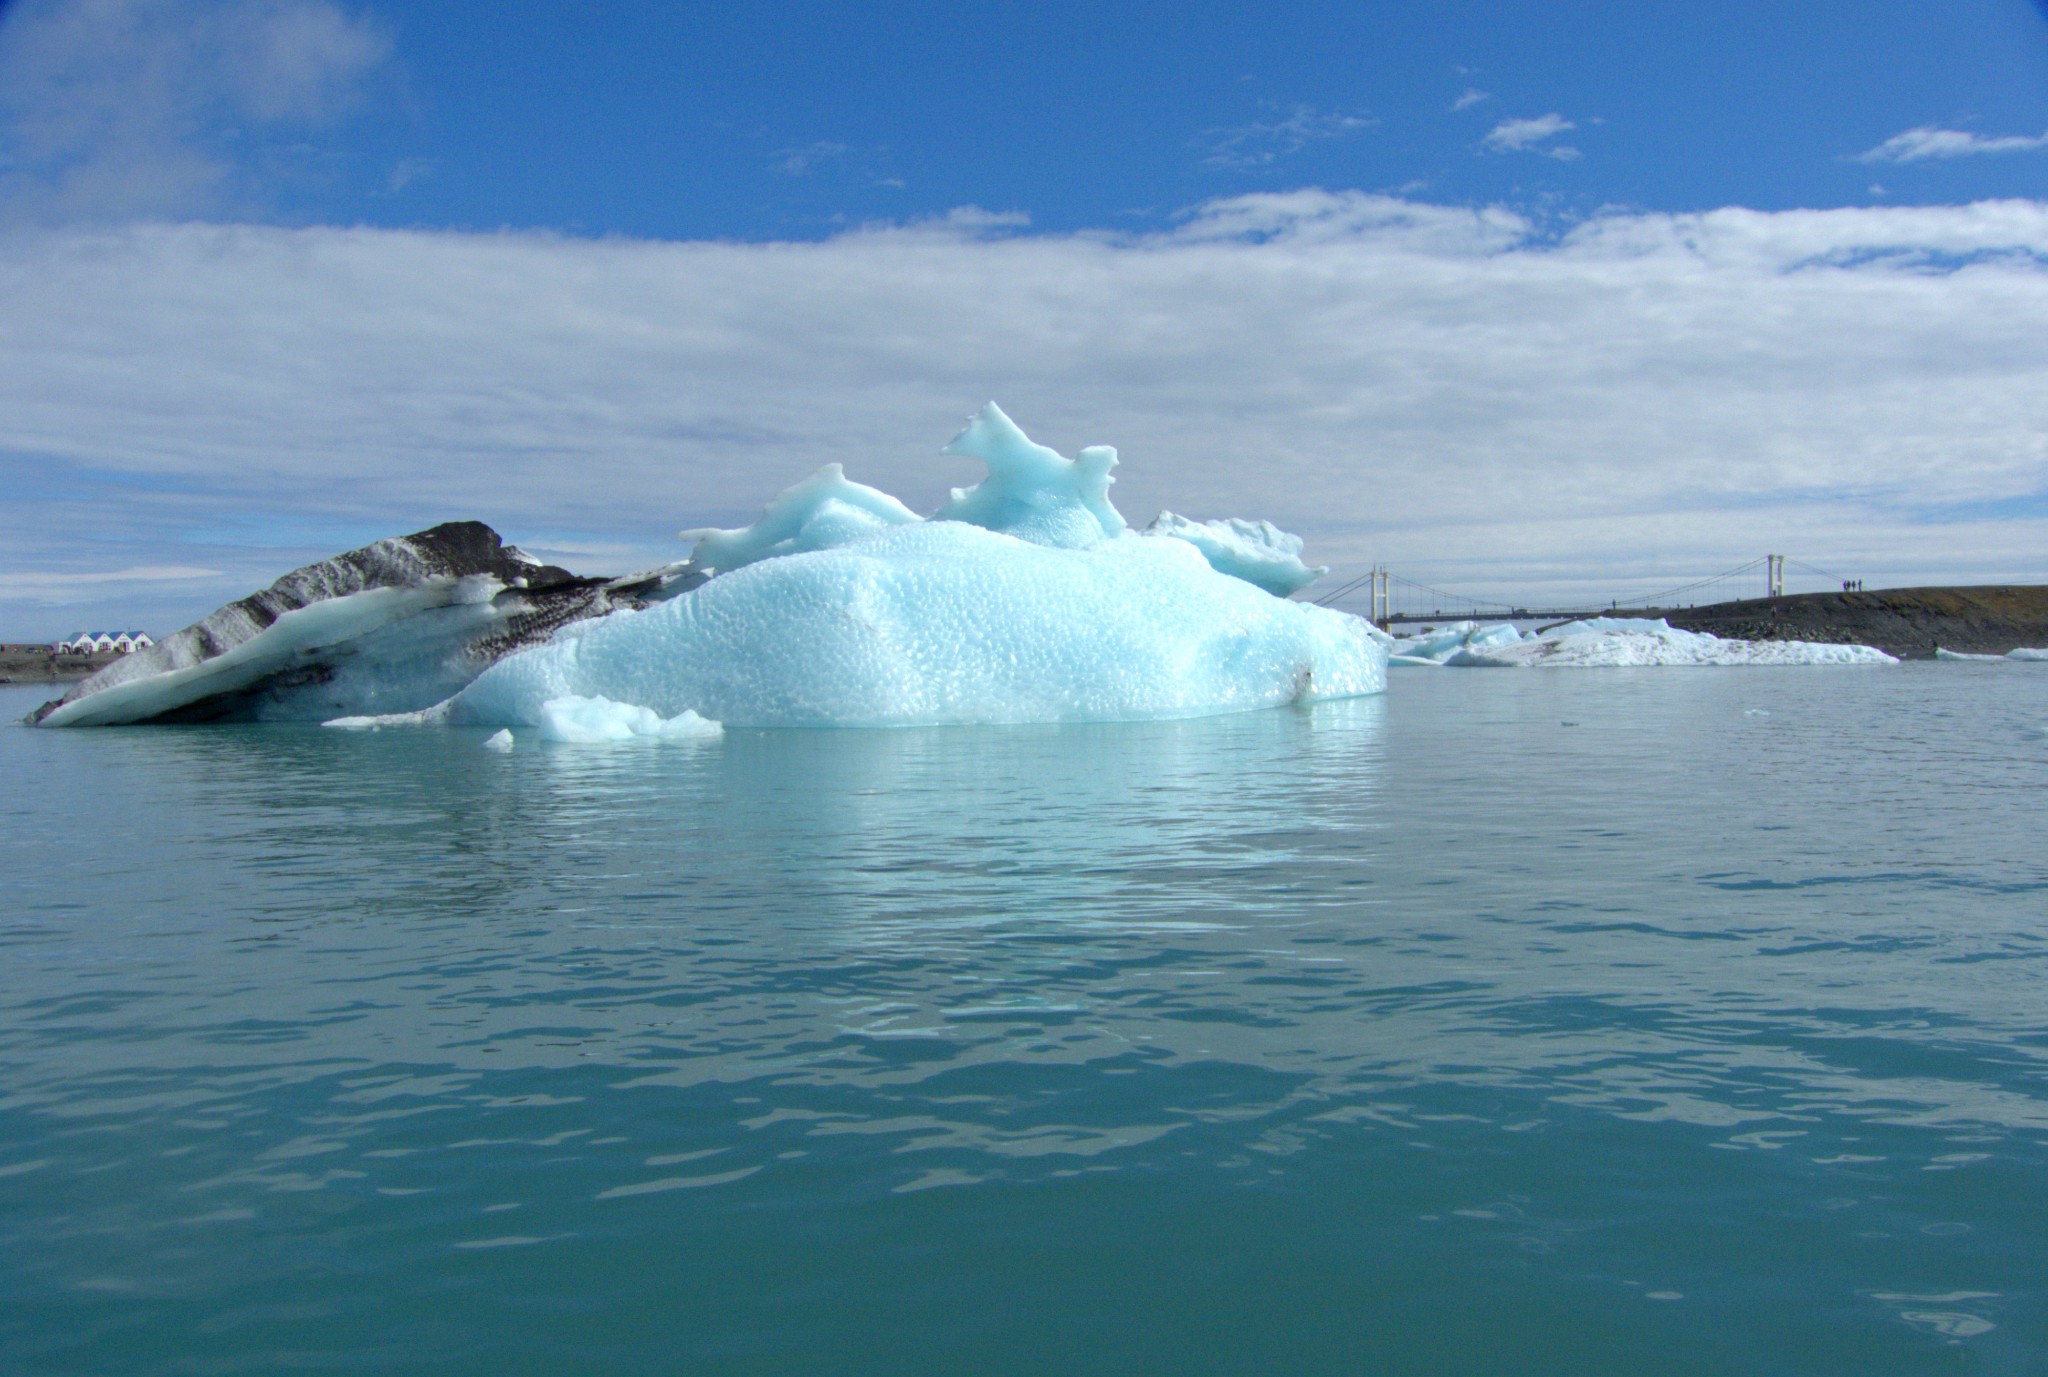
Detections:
[5, 661, 2047, 1374]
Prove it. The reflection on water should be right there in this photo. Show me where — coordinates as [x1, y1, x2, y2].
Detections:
[3, 667, 2046, 1376]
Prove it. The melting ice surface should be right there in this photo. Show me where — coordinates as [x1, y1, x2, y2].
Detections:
[445, 405, 1387, 730]
[1390, 618, 1896, 668]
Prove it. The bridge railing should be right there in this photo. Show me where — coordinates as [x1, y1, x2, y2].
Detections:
[1308, 555, 1862, 623]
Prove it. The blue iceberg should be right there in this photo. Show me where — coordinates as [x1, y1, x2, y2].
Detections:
[448, 405, 1387, 729]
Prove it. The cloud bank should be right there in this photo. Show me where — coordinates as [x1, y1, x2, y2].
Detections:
[2, 192, 2046, 633]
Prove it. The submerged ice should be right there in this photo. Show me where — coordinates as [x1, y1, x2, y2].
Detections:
[449, 404, 1385, 729]
[534, 696, 724, 743]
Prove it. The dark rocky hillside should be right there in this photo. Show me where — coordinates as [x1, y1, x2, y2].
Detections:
[1664, 585, 2048, 660]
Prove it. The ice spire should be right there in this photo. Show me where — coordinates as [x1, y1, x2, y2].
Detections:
[933, 402, 1126, 548]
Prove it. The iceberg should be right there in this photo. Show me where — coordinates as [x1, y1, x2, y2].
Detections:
[1452, 617, 1895, 667]
[1938, 646, 2048, 662]
[450, 522, 1383, 728]
[39, 404, 1384, 732]
[1388, 621, 1526, 666]
[32, 523, 701, 727]
[449, 406, 1386, 729]
[1386, 617, 1893, 668]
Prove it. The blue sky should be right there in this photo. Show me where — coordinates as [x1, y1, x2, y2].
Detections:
[3, 0, 2048, 634]
[509, 2, 2029, 231]
[22, 0, 2048, 235]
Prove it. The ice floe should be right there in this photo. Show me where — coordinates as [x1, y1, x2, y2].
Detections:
[1390, 617, 1895, 668]
[1938, 647, 2048, 662]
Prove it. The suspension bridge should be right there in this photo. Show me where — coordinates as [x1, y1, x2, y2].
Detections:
[1309, 555, 1866, 624]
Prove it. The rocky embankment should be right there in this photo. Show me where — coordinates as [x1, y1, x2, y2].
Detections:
[1663, 585, 2048, 660]
[0, 648, 124, 684]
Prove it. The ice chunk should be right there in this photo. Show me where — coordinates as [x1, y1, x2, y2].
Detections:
[682, 463, 920, 573]
[535, 696, 723, 743]
[1458, 618, 1895, 667]
[322, 701, 453, 730]
[1387, 615, 1890, 668]
[1142, 513, 1327, 597]
[932, 402, 1126, 548]
[1388, 621, 1524, 666]
[451, 522, 1385, 729]
[1946, 646, 2048, 662]
[482, 728, 515, 752]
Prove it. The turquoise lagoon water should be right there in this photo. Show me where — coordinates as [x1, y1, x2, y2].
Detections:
[3, 664, 2047, 1375]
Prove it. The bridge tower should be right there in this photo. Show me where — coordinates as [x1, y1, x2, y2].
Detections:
[1766, 554, 1784, 599]
[1371, 566, 1390, 626]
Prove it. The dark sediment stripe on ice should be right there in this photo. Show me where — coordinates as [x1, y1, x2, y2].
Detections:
[29, 523, 702, 726]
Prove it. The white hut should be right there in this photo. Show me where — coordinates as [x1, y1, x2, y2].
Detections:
[55, 630, 153, 654]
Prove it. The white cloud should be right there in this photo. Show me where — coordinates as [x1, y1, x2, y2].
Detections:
[1482, 113, 1579, 159]
[3, 192, 2047, 633]
[387, 157, 435, 193]
[1201, 106, 1375, 170]
[0, 565, 226, 600]
[1451, 88, 1490, 112]
[773, 140, 849, 176]
[0, 0, 389, 222]
[1857, 126, 2048, 163]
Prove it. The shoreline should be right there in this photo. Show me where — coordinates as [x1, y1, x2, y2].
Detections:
[0, 649, 126, 685]
[1660, 584, 2048, 660]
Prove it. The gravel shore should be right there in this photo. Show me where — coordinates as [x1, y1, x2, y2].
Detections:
[0, 649, 124, 684]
